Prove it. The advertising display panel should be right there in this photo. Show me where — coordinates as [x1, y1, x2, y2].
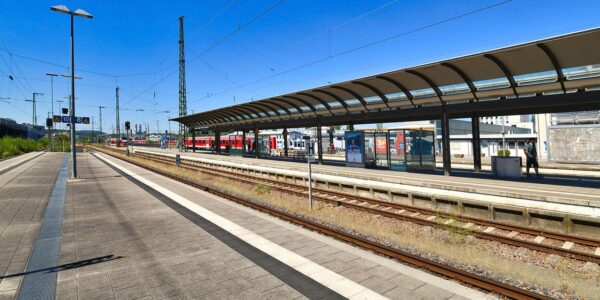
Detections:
[345, 131, 365, 167]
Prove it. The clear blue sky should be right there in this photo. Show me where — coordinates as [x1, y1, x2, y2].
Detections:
[1, 0, 599, 133]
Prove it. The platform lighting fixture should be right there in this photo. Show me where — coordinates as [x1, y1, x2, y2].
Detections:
[51, 4, 92, 179]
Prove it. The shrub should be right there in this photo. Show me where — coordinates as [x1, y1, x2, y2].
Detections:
[496, 149, 511, 157]
[0, 136, 47, 159]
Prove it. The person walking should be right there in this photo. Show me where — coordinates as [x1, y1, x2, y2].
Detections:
[524, 138, 540, 177]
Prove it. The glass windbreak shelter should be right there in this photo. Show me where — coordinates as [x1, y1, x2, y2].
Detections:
[349, 129, 434, 171]
[364, 132, 389, 168]
[388, 128, 435, 171]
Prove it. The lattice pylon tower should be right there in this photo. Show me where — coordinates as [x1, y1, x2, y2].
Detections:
[178, 16, 187, 151]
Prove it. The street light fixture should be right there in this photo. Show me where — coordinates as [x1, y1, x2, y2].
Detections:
[51, 4, 92, 179]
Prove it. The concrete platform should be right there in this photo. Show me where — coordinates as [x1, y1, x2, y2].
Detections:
[47, 152, 492, 299]
[132, 146, 600, 208]
[0, 152, 65, 299]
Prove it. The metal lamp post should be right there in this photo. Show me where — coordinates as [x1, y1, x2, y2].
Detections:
[99, 106, 106, 143]
[47, 73, 58, 151]
[51, 4, 92, 179]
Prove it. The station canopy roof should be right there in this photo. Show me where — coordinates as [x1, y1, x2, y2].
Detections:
[174, 27, 600, 130]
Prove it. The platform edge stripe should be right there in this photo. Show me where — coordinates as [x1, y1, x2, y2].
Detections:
[95, 152, 388, 300]
[16, 154, 68, 300]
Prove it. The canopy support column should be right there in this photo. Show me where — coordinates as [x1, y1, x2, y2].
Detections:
[192, 129, 196, 153]
[283, 128, 289, 158]
[317, 124, 323, 164]
[328, 127, 334, 154]
[215, 128, 221, 155]
[242, 131, 246, 155]
[441, 110, 451, 176]
[471, 113, 481, 172]
[254, 129, 259, 159]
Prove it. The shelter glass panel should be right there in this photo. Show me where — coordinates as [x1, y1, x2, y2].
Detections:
[388, 130, 406, 171]
[419, 129, 436, 170]
[365, 133, 375, 166]
[374, 132, 388, 168]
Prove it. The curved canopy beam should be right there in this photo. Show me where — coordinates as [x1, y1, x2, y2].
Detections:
[283, 95, 321, 115]
[295, 92, 334, 114]
[245, 103, 283, 120]
[483, 54, 518, 98]
[252, 101, 289, 118]
[198, 113, 226, 124]
[330, 86, 368, 109]
[441, 62, 478, 101]
[406, 70, 443, 104]
[206, 111, 235, 123]
[260, 99, 293, 116]
[235, 106, 266, 120]
[270, 97, 308, 116]
[247, 103, 279, 116]
[219, 109, 247, 121]
[225, 107, 255, 120]
[375, 75, 416, 107]
[311, 89, 350, 113]
[351, 81, 390, 109]
[213, 109, 239, 122]
[537, 43, 566, 93]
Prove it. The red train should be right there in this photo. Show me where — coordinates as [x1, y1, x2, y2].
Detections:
[185, 135, 253, 150]
[184, 135, 278, 152]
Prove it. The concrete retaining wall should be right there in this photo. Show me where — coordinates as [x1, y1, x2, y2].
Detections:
[548, 125, 600, 163]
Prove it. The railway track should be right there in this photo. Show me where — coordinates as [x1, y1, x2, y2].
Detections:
[90, 146, 552, 300]
[123, 148, 600, 264]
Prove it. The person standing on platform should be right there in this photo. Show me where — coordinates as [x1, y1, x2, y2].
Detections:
[524, 138, 540, 177]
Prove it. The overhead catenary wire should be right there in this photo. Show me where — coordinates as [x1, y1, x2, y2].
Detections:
[183, 0, 513, 108]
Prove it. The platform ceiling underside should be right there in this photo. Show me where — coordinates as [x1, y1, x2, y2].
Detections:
[174, 28, 600, 131]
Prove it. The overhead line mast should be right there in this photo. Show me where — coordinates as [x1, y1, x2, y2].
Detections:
[116, 86, 120, 138]
[178, 16, 187, 151]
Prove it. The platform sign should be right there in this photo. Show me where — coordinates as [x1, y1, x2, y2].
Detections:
[307, 155, 316, 163]
[345, 131, 365, 168]
[59, 116, 86, 124]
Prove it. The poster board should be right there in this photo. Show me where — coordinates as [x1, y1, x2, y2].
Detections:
[345, 131, 365, 167]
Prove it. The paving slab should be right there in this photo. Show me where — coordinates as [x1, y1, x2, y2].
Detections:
[58, 154, 346, 299]
[0, 153, 65, 299]
[91, 151, 493, 300]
